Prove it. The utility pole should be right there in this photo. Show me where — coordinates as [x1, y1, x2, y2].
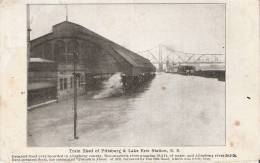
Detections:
[73, 52, 79, 139]
[27, 5, 31, 72]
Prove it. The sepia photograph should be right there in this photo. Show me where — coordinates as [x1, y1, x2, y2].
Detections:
[27, 3, 226, 147]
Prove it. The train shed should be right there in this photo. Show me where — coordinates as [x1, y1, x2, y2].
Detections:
[28, 21, 155, 106]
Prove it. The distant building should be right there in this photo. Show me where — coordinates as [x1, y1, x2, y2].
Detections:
[28, 21, 155, 108]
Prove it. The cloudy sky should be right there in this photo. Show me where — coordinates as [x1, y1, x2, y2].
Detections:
[30, 4, 225, 58]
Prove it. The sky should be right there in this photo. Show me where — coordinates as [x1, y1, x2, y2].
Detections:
[30, 4, 225, 59]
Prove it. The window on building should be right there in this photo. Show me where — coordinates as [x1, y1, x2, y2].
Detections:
[60, 78, 63, 90]
[54, 40, 65, 62]
[70, 77, 73, 88]
[80, 74, 85, 87]
[44, 43, 52, 60]
[64, 78, 67, 89]
[33, 45, 44, 58]
[68, 40, 79, 63]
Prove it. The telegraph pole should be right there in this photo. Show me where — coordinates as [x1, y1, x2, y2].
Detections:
[73, 52, 78, 139]
[27, 5, 31, 72]
[64, 5, 78, 139]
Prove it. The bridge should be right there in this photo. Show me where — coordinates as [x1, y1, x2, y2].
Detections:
[137, 45, 225, 73]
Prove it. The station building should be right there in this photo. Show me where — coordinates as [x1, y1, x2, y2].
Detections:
[28, 21, 155, 108]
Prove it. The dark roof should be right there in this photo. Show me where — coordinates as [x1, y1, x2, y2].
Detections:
[113, 46, 153, 68]
[31, 21, 155, 69]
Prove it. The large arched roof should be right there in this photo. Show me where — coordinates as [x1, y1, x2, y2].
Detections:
[30, 21, 155, 70]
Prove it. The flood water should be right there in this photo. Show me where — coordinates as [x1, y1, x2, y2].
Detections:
[28, 73, 225, 147]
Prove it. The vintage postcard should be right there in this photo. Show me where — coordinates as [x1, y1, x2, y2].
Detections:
[0, 0, 259, 162]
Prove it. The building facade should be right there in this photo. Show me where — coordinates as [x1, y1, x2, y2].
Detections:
[28, 21, 155, 107]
